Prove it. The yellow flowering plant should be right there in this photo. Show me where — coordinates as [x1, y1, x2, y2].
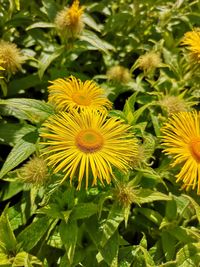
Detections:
[0, 0, 200, 266]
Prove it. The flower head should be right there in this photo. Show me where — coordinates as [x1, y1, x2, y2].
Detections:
[0, 40, 25, 74]
[162, 111, 200, 194]
[54, 0, 84, 38]
[138, 51, 161, 73]
[113, 182, 139, 207]
[40, 110, 138, 189]
[48, 76, 112, 112]
[159, 95, 189, 115]
[18, 156, 48, 186]
[181, 29, 200, 62]
[107, 65, 131, 84]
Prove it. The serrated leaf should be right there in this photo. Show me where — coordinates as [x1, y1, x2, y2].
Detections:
[0, 131, 37, 179]
[17, 216, 52, 251]
[80, 30, 114, 54]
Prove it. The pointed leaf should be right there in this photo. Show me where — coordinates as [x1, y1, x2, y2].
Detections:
[17, 216, 52, 251]
[0, 131, 38, 179]
[59, 220, 78, 264]
[0, 207, 17, 254]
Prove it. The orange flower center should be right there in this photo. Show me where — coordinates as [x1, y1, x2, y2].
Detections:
[190, 137, 200, 162]
[75, 129, 104, 153]
[72, 92, 91, 106]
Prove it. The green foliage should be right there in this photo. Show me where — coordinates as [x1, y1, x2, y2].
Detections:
[0, 0, 200, 266]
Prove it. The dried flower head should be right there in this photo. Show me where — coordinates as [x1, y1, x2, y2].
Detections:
[138, 51, 161, 73]
[162, 111, 200, 194]
[181, 29, 200, 63]
[0, 40, 25, 74]
[159, 95, 189, 115]
[107, 65, 131, 84]
[18, 156, 48, 186]
[40, 109, 138, 189]
[113, 182, 139, 207]
[48, 76, 112, 112]
[54, 0, 84, 38]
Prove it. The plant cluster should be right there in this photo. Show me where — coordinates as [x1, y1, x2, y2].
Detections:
[0, 0, 200, 266]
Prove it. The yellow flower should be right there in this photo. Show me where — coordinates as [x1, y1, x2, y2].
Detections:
[107, 65, 131, 84]
[40, 110, 138, 189]
[182, 29, 200, 62]
[54, 0, 84, 38]
[48, 76, 112, 112]
[0, 40, 25, 74]
[162, 111, 200, 194]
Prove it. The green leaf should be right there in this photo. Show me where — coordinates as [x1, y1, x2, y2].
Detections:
[182, 194, 200, 223]
[12, 251, 42, 266]
[123, 92, 138, 124]
[100, 204, 124, 247]
[59, 220, 78, 264]
[0, 98, 54, 123]
[8, 74, 43, 96]
[169, 226, 198, 244]
[161, 231, 176, 261]
[176, 243, 200, 267]
[80, 30, 115, 54]
[165, 198, 177, 221]
[70, 203, 98, 220]
[37, 204, 72, 222]
[0, 122, 36, 146]
[136, 208, 163, 226]
[0, 131, 37, 179]
[0, 79, 7, 96]
[38, 47, 65, 79]
[150, 113, 161, 137]
[98, 231, 119, 267]
[0, 252, 11, 266]
[26, 22, 55, 31]
[0, 179, 23, 201]
[8, 206, 23, 231]
[0, 207, 17, 254]
[83, 14, 101, 32]
[17, 216, 52, 251]
[14, 0, 20, 10]
[136, 189, 171, 204]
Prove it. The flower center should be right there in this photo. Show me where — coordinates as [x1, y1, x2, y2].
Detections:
[75, 129, 104, 153]
[72, 92, 91, 106]
[190, 137, 200, 162]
